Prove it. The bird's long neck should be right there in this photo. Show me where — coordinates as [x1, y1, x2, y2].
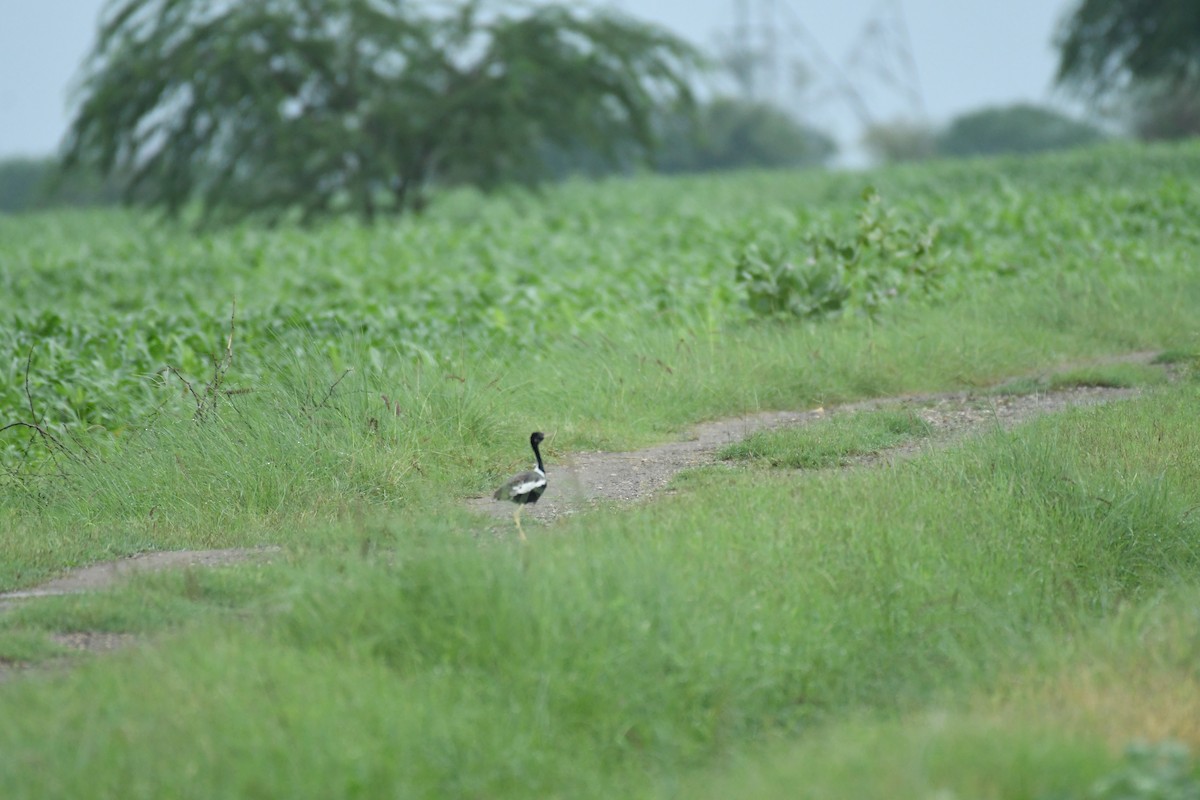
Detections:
[532, 439, 545, 474]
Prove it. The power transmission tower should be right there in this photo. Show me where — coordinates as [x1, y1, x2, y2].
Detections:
[843, 0, 926, 120]
[725, 0, 926, 125]
[776, 1, 875, 126]
[759, 0, 779, 103]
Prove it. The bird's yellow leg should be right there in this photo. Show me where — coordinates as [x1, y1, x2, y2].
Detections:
[514, 505, 528, 543]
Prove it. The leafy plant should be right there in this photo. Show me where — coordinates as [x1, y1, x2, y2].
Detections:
[735, 187, 941, 320]
[734, 242, 851, 319]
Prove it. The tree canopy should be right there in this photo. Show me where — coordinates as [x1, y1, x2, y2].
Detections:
[1055, 0, 1200, 99]
[62, 0, 702, 224]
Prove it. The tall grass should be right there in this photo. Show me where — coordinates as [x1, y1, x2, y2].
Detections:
[1, 384, 1197, 798]
[3, 258, 1196, 589]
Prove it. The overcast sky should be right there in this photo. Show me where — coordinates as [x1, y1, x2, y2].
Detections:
[0, 0, 1078, 159]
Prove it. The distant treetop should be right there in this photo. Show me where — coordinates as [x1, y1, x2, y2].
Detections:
[937, 103, 1105, 158]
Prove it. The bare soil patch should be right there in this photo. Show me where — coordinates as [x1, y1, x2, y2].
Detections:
[471, 351, 1166, 525]
[0, 551, 275, 681]
[0, 547, 278, 604]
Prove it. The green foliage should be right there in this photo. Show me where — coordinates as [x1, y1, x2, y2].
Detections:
[4, 143, 1200, 797]
[734, 188, 941, 319]
[1085, 742, 1199, 800]
[0, 629, 67, 665]
[63, 0, 700, 224]
[718, 409, 932, 468]
[1047, 364, 1169, 390]
[938, 103, 1107, 157]
[3, 385, 1200, 798]
[1153, 349, 1200, 367]
[3, 142, 1200, 575]
[688, 718, 1108, 800]
[1056, 0, 1200, 138]
[655, 97, 837, 173]
[992, 362, 1168, 396]
[1055, 0, 1200, 101]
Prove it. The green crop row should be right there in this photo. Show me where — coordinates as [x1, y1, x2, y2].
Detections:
[2, 140, 1199, 470]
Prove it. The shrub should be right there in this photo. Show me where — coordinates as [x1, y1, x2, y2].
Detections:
[735, 187, 940, 320]
[937, 103, 1106, 157]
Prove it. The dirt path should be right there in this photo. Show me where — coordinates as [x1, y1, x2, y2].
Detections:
[0, 549, 277, 682]
[469, 382, 1143, 525]
[0, 548, 279, 605]
[0, 351, 1170, 675]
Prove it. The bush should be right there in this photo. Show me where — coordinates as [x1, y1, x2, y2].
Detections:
[937, 103, 1106, 157]
[735, 187, 941, 320]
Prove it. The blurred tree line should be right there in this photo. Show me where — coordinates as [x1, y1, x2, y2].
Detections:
[866, 0, 1200, 164]
[47, 0, 834, 224]
[862, 103, 1108, 164]
[2, 92, 835, 215]
[4, 0, 1196, 217]
[0, 157, 121, 213]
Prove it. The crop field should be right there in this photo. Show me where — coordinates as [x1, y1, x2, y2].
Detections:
[2, 141, 1200, 798]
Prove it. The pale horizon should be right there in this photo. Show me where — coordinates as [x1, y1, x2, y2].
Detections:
[0, 0, 1078, 160]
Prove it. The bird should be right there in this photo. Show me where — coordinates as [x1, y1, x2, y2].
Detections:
[493, 431, 547, 542]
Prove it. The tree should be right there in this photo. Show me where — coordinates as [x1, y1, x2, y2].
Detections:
[1127, 81, 1200, 140]
[62, 0, 701, 224]
[1055, 0, 1200, 138]
[1055, 0, 1200, 99]
[936, 103, 1105, 157]
[654, 98, 837, 174]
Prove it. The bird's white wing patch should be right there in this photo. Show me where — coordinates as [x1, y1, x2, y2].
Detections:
[510, 477, 547, 496]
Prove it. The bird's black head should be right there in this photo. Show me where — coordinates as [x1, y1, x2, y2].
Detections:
[530, 431, 545, 445]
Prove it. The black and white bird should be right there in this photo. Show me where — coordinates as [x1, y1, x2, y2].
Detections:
[493, 431, 547, 542]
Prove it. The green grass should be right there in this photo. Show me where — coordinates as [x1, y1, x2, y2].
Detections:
[718, 408, 933, 468]
[1, 383, 1198, 798]
[992, 361, 1170, 395]
[1154, 348, 1200, 368]
[684, 715, 1114, 800]
[4, 144, 1200, 544]
[4, 139, 1200, 458]
[686, 581, 1200, 800]
[3, 142, 1200, 797]
[2, 269, 1197, 589]
[0, 629, 67, 665]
